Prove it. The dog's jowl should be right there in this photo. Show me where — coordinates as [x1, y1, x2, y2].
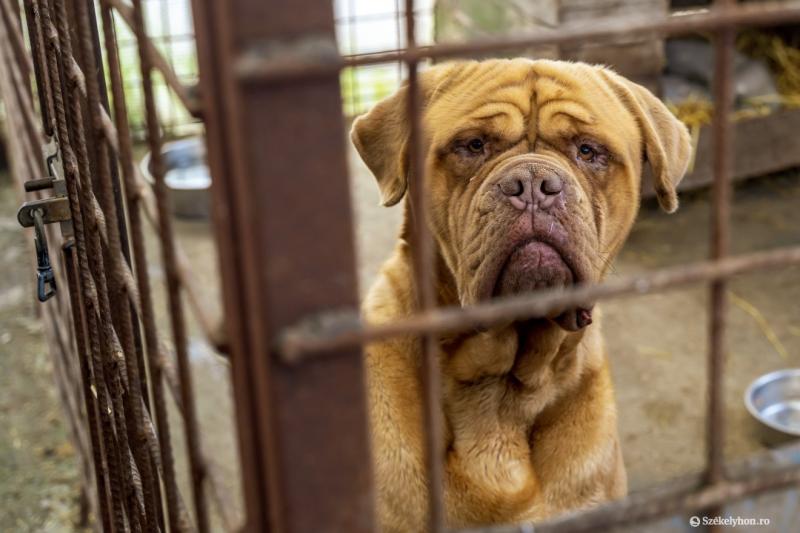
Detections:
[351, 59, 691, 532]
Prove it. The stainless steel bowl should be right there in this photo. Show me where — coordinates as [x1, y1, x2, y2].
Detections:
[140, 137, 211, 219]
[745, 369, 800, 445]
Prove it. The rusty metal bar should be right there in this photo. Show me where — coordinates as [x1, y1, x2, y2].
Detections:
[0, 7, 44, 179]
[35, 0, 133, 528]
[21, 0, 55, 136]
[0, 0, 33, 107]
[0, 16, 103, 532]
[67, 50, 223, 353]
[54, 43, 223, 355]
[187, 0, 268, 527]
[236, 1, 800, 83]
[190, 0, 374, 531]
[6, 0, 216, 530]
[0, 0, 43, 165]
[96, 0, 186, 529]
[70, 0, 161, 530]
[63, 242, 114, 532]
[160, 347, 237, 531]
[129, 0, 210, 530]
[106, 0, 201, 116]
[700, 3, 738, 530]
[706, 0, 736, 494]
[404, 0, 444, 531]
[48, 0, 152, 526]
[280, 245, 800, 360]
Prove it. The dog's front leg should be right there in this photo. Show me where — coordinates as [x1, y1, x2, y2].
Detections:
[442, 327, 544, 524]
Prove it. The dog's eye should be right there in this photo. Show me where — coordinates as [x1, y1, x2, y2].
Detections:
[578, 144, 596, 162]
[467, 138, 485, 154]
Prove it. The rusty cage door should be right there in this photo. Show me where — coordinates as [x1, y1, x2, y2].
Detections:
[1, 0, 225, 530]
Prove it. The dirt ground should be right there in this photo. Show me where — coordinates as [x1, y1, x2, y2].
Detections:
[2, 143, 800, 530]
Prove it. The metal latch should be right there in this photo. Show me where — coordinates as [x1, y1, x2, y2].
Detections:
[17, 139, 72, 302]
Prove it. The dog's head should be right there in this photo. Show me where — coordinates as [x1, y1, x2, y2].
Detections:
[352, 59, 691, 330]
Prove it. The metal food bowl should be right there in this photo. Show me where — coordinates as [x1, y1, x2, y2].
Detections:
[140, 137, 211, 219]
[745, 369, 800, 445]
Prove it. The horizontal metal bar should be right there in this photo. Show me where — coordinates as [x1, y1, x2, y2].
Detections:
[236, 2, 800, 83]
[280, 245, 800, 361]
[459, 445, 800, 533]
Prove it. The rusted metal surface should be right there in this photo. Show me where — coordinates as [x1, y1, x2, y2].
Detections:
[1, 0, 227, 530]
[73, 0, 161, 528]
[404, 0, 445, 531]
[704, 3, 737, 529]
[191, 0, 374, 532]
[17, 196, 71, 226]
[280, 245, 800, 360]
[186, 0, 267, 528]
[129, 0, 210, 529]
[63, 242, 115, 533]
[35, 0, 131, 526]
[97, 0, 186, 528]
[707, 0, 736, 493]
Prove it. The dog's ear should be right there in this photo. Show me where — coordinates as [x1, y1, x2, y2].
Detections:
[601, 71, 692, 213]
[350, 84, 411, 206]
[351, 63, 460, 206]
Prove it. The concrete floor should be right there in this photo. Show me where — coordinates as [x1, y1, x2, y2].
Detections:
[2, 147, 800, 530]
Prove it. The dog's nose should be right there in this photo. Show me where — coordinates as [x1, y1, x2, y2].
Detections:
[499, 170, 563, 210]
[499, 177, 526, 198]
[538, 175, 563, 197]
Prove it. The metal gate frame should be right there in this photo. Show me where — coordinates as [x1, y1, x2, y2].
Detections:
[197, 0, 800, 532]
[1, 0, 232, 531]
[3, 0, 800, 532]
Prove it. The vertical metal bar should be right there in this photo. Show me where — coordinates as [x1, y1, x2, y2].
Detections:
[50, 0, 150, 526]
[22, 0, 55, 136]
[129, 1, 211, 531]
[0, 9, 44, 178]
[191, 0, 375, 531]
[70, 0, 162, 531]
[64, 242, 115, 533]
[405, 1, 445, 531]
[35, 0, 130, 528]
[42, 0, 152, 529]
[347, 0, 357, 115]
[0, 0, 43, 166]
[99, 0, 186, 530]
[395, 0, 402, 88]
[187, 0, 268, 529]
[81, 0, 147, 411]
[704, 4, 737, 531]
[707, 0, 736, 489]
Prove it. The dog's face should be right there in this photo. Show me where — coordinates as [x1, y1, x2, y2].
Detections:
[352, 59, 691, 330]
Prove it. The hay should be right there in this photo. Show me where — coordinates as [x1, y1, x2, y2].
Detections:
[665, 31, 800, 165]
[667, 31, 800, 128]
[729, 291, 789, 360]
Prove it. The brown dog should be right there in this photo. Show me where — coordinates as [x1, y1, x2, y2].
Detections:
[351, 59, 691, 531]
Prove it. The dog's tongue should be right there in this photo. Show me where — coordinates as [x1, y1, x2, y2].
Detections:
[554, 307, 593, 331]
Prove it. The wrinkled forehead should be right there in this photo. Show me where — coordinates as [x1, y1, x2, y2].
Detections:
[424, 60, 640, 160]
